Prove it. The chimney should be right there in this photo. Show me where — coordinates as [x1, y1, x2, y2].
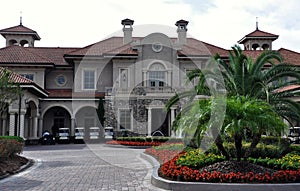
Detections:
[175, 19, 189, 45]
[121, 18, 134, 44]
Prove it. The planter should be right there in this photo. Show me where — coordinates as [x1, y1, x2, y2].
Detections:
[141, 153, 300, 191]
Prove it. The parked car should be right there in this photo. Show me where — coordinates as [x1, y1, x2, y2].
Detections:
[288, 127, 300, 144]
[40, 130, 55, 145]
[58, 128, 70, 143]
[74, 127, 85, 143]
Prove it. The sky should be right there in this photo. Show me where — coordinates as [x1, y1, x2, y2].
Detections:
[0, 0, 300, 52]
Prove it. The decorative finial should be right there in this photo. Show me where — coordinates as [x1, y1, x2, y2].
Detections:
[256, 17, 258, 30]
[20, 11, 23, 25]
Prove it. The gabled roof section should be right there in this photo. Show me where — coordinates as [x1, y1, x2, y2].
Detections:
[65, 36, 228, 58]
[278, 48, 300, 66]
[0, 67, 48, 97]
[0, 45, 54, 66]
[27, 47, 78, 66]
[242, 48, 300, 66]
[0, 24, 41, 40]
[238, 29, 278, 44]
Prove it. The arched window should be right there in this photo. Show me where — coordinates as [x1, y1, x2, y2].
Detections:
[252, 43, 259, 50]
[148, 63, 166, 87]
[20, 40, 29, 47]
[262, 44, 270, 50]
[8, 39, 18, 46]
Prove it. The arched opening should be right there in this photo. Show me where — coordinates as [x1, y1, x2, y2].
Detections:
[24, 101, 38, 138]
[75, 106, 102, 139]
[262, 44, 270, 50]
[0, 103, 9, 136]
[8, 39, 18, 46]
[20, 40, 29, 47]
[43, 106, 71, 137]
[251, 43, 260, 50]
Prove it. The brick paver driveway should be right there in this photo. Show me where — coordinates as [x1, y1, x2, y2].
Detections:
[0, 144, 166, 191]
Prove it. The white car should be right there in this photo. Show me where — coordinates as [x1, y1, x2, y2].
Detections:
[104, 127, 114, 139]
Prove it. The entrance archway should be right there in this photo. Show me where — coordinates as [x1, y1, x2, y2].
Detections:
[43, 106, 71, 137]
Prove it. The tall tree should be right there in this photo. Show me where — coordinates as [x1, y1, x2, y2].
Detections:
[96, 97, 105, 127]
[0, 68, 23, 116]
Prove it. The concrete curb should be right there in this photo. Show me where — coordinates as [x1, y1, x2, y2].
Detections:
[0, 158, 34, 180]
[141, 152, 300, 191]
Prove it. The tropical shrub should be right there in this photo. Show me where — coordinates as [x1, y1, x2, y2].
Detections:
[249, 153, 300, 170]
[176, 149, 226, 169]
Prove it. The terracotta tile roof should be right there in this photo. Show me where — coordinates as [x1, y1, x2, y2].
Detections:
[238, 29, 278, 44]
[0, 67, 33, 84]
[277, 85, 300, 93]
[27, 47, 78, 65]
[243, 48, 300, 66]
[0, 67, 48, 97]
[47, 89, 104, 98]
[66, 36, 227, 58]
[0, 45, 54, 65]
[0, 24, 41, 40]
[278, 48, 300, 66]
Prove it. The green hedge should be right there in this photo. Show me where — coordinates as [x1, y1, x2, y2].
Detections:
[0, 136, 24, 143]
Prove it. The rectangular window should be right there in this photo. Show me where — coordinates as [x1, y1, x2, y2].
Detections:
[20, 74, 34, 81]
[149, 71, 165, 87]
[119, 110, 131, 130]
[120, 68, 129, 88]
[83, 70, 95, 90]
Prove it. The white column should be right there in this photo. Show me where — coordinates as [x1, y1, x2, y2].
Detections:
[170, 108, 176, 137]
[167, 71, 172, 87]
[71, 118, 75, 136]
[2, 119, 6, 135]
[38, 117, 43, 137]
[147, 108, 152, 136]
[33, 116, 38, 138]
[19, 112, 25, 138]
[9, 113, 15, 136]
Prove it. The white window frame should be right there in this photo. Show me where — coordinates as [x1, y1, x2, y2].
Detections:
[82, 69, 96, 90]
[119, 68, 129, 88]
[118, 109, 132, 131]
[20, 73, 34, 81]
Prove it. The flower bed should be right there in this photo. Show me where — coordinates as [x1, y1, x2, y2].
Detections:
[145, 144, 300, 183]
[106, 140, 163, 147]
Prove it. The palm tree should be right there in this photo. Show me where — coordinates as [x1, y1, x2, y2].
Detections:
[167, 45, 300, 157]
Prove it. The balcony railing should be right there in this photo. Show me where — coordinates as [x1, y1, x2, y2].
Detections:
[105, 86, 176, 96]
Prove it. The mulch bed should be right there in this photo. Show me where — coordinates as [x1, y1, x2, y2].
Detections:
[0, 155, 29, 177]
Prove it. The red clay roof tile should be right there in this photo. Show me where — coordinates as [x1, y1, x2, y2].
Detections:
[0, 24, 41, 40]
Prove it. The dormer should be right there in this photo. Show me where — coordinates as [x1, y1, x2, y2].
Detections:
[0, 23, 40, 47]
[238, 26, 278, 51]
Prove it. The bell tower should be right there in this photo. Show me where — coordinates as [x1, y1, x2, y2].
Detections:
[0, 18, 40, 47]
[238, 19, 278, 50]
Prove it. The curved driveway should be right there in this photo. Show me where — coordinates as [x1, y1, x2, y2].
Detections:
[0, 144, 166, 191]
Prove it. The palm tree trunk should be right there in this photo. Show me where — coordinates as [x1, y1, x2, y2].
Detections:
[234, 134, 243, 161]
[215, 135, 230, 160]
[244, 133, 261, 159]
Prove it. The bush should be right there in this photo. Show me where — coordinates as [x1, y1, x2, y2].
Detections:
[0, 136, 24, 143]
[249, 153, 300, 170]
[207, 141, 284, 159]
[0, 139, 24, 159]
[176, 149, 226, 169]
